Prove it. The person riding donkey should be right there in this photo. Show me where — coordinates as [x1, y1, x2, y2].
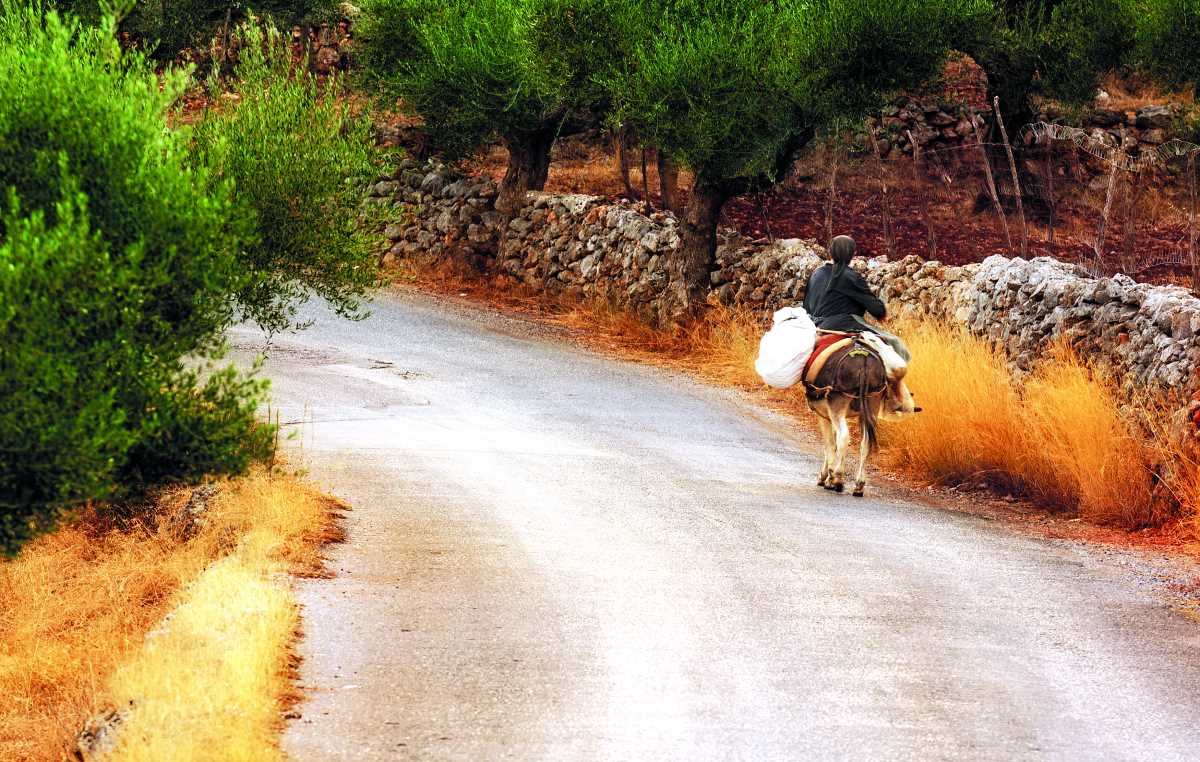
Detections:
[803, 235, 915, 415]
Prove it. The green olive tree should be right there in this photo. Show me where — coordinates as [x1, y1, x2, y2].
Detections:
[1135, 0, 1200, 96]
[608, 0, 993, 317]
[358, 0, 632, 214]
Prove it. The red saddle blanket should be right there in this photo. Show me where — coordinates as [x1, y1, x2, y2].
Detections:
[803, 331, 856, 384]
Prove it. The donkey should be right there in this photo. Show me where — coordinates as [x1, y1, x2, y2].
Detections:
[805, 339, 889, 497]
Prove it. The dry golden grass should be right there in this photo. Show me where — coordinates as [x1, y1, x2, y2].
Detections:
[107, 553, 297, 762]
[0, 471, 343, 762]
[1099, 71, 1195, 111]
[883, 322, 1161, 527]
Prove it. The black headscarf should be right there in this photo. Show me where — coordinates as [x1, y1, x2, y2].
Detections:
[822, 235, 856, 304]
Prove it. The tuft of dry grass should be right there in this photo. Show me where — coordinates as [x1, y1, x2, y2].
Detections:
[877, 321, 1024, 486]
[0, 471, 343, 762]
[883, 322, 1160, 527]
[106, 552, 297, 762]
[1098, 71, 1195, 111]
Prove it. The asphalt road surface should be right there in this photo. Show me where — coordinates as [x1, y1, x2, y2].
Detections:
[229, 289, 1200, 762]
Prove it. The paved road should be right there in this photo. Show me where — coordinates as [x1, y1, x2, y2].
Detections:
[230, 289, 1200, 761]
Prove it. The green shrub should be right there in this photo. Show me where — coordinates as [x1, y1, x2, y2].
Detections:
[0, 4, 271, 553]
[0, 189, 136, 551]
[118, 362, 274, 492]
[193, 21, 381, 334]
[1042, 0, 1137, 103]
[1136, 0, 1200, 94]
[0, 4, 243, 356]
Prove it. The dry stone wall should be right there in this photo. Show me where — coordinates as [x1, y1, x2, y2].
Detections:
[371, 158, 1200, 406]
[864, 99, 1187, 160]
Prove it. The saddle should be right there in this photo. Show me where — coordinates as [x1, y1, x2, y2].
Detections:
[804, 330, 919, 415]
[802, 331, 857, 386]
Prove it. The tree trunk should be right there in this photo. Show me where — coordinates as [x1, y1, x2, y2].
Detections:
[657, 151, 679, 212]
[640, 148, 650, 210]
[498, 127, 556, 217]
[616, 126, 636, 199]
[669, 180, 729, 320]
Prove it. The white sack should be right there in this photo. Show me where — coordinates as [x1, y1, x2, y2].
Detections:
[754, 306, 817, 389]
[857, 332, 907, 381]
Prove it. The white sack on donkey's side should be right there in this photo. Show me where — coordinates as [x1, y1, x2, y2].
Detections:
[754, 306, 817, 389]
[857, 332, 917, 417]
[856, 332, 907, 381]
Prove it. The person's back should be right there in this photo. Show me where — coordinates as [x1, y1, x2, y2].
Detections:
[804, 263, 886, 334]
[803, 236, 886, 334]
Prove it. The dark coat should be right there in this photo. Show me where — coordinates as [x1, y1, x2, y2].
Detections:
[803, 263, 887, 334]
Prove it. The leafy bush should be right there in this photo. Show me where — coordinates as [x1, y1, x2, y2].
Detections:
[1136, 0, 1200, 94]
[118, 363, 273, 492]
[0, 4, 271, 553]
[0, 190, 135, 550]
[0, 5, 243, 356]
[1042, 0, 1137, 103]
[193, 21, 381, 334]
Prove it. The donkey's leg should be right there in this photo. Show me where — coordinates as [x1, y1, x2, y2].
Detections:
[815, 414, 834, 487]
[831, 404, 851, 493]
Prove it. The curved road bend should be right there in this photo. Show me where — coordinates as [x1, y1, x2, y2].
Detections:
[229, 288, 1199, 762]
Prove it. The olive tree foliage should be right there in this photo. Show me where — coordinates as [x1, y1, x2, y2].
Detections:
[1135, 0, 1200, 96]
[608, 0, 993, 317]
[192, 20, 382, 335]
[0, 2, 271, 553]
[966, 0, 1138, 128]
[358, 0, 631, 214]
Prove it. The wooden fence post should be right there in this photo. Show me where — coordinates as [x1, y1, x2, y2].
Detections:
[971, 113, 1012, 251]
[1044, 139, 1055, 243]
[907, 129, 937, 259]
[825, 141, 839, 246]
[868, 127, 895, 258]
[993, 98, 1028, 256]
[616, 126, 636, 199]
[1120, 162, 1143, 275]
[1094, 131, 1124, 273]
[1189, 152, 1198, 294]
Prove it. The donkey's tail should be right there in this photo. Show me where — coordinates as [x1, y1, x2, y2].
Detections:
[859, 370, 879, 454]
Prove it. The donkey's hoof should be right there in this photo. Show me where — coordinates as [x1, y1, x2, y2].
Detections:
[817, 476, 827, 487]
[833, 482, 845, 493]
[852, 487, 865, 498]
[823, 482, 837, 491]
